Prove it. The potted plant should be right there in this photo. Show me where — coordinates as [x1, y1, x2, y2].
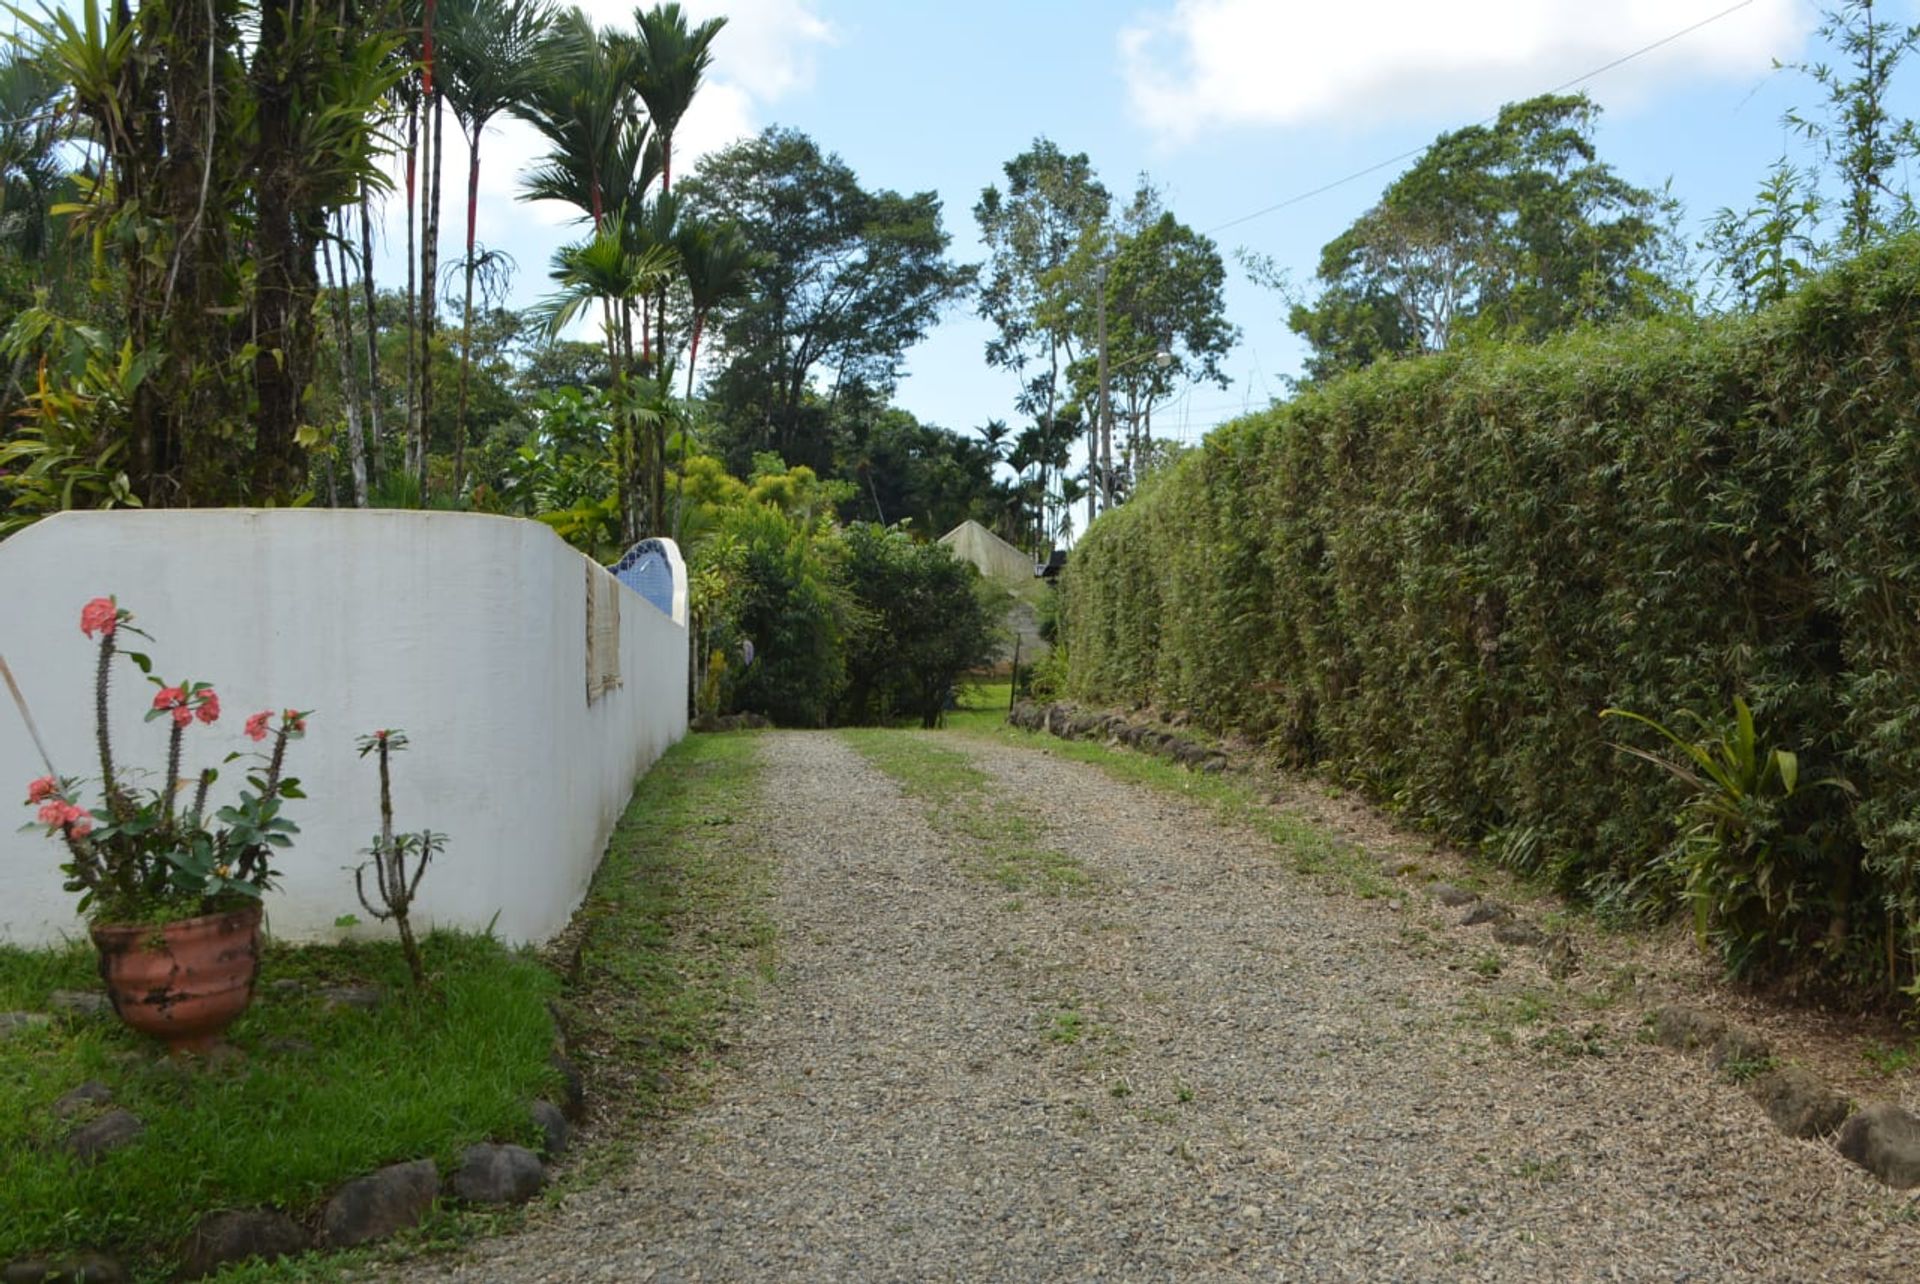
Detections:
[15, 597, 309, 1053]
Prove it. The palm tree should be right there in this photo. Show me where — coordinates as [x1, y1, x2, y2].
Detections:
[673, 214, 757, 398]
[630, 2, 726, 195]
[514, 9, 644, 231]
[535, 221, 678, 541]
[440, 0, 554, 493]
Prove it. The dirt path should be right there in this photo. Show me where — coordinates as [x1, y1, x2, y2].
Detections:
[400, 730, 1919, 1282]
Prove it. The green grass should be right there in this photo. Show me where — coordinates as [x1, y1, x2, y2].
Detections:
[556, 730, 776, 1172]
[955, 700, 1396, 902]
[838, 727, 1089, 893]
[1862, 1037, 1920, 1078]
[0, 931, 559, 1279]
[1, 730, 779, 1282]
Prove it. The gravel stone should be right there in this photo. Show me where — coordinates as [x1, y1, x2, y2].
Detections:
[1651, 1004, 1729, 1052]
[2, 1253, 127, 1282]
[0, 1012, 52, 1039]
[530, 1101, 569, 1158]
[1460, 899, 1513, 926]
[1749, 1065, 1851, 1138]
[1491, 919, 1546, 947]
[390, 731, 1920, 1282]
[179, 1209, 309, 1278]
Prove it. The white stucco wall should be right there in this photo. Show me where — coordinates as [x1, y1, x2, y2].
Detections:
[0, 510, 687, 947]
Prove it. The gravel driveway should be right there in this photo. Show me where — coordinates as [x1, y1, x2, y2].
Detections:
[398, 730, 1920, 1282]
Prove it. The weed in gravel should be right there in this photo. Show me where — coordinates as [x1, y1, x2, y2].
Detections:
[1048, 1008, 1085, 1045]
[1719, 1053, 1779, 1085]
[840, 729, 1090, 893]
[1472, 952, 1504, 978]
[967, 720, 1396, 903]
[1862, 1039, 1919, 1077]
[1513, 1155, 1572, 1183]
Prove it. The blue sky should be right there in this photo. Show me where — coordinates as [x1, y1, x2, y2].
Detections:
[444, 0, 1914, 448]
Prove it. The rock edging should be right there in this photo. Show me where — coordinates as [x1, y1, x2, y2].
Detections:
[1647, 1003, 1919, 1187]
[1010, 701, 1228, 773]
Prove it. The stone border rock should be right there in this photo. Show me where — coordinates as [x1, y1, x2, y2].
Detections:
[1010, 701, 1228, 773]
[1007, 698, 1920, 1193]
[1643, 1003, 1919, 1187]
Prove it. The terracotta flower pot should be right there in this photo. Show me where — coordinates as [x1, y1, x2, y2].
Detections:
[90, 905, 264, 1054]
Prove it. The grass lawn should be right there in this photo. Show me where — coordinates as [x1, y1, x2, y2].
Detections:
[1, 930, 560, 1280]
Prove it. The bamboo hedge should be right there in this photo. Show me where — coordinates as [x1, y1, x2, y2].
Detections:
[1063, 236, 1920, 998]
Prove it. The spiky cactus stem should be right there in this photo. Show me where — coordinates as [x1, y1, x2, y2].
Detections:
[92, 629, 124, 821]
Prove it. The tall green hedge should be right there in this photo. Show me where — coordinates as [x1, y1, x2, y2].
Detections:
[1064, 236, 1920, 997]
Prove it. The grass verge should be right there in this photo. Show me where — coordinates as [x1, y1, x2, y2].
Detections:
[839, 726, 1089, 893]
[0, 931, 559, 1280]
[554, 730, 777, 1178]
[948, 684, 1395, 902]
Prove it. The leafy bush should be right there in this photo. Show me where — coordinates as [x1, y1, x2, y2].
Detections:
[1061, 234, 1920, 1000]
[834, 522, 1001, 727]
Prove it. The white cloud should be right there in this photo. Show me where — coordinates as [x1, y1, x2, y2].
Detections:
[1120, 0, 1817, 143]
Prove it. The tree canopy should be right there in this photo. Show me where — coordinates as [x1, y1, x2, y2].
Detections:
[1287, 93, 1683, 381]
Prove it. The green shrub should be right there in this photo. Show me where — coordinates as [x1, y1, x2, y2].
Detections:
[833, 522, 1000, 727]
[1062, 234, 1920, 1000]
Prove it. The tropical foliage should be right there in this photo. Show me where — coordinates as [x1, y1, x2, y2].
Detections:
[1061, 235, 1920, 1002]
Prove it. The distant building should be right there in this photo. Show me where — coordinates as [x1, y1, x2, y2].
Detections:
[937, 520, 1051, 664]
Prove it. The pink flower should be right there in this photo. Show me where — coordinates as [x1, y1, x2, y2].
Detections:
[79, 597, 118, 639]
[153, 685, 185, 712]
[36, 799, 67, 826]
[245, 710, 272, 742]
[171, 705, 194, 729]
[67, 813, 93, 839]
[195, 690, 221, 724]
[25, 776, 57, 804]
[283, 710, 307, 735]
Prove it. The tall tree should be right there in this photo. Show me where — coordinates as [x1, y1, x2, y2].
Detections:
[1079, 194, 1235, 482]
[682, 127, 972, 465]
[975, 139, 1110, 530]
[440, 0, 554, 494]
[629, 2, 724, 196]
[1288, 93, 1683, 381]
[16, 0, 398, 504]
[1783, 0, 1919, 251]
[515, 8, 647, 231]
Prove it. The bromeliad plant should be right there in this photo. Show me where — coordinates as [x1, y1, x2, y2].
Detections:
[18, 596, 310, 923]
[1602, 696, 1857, 980]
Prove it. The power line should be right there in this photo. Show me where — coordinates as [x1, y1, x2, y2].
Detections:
[1203, 0, 1760, 237]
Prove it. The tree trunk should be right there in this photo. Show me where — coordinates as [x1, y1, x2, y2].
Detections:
[248, 0, 306, 501]
[322, 234, 369, 506]
[1095, 271, 1112, 514]
[358, 176, 383, 489]
[419, 92, 445, 495]
[454, 127, 482, 497]
[404, 95, 419, 488]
